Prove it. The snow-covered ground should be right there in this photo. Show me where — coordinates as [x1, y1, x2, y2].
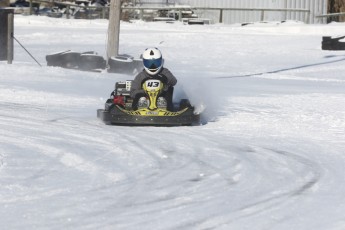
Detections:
[1, 16, 345, 230]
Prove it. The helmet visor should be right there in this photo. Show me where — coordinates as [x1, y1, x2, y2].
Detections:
[143, 58, 162, 70]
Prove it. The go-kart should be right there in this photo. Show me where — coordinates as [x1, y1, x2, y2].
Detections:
[97, 79, 200, 126]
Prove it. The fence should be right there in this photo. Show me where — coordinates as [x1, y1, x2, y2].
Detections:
[124, 6, 311, 23]
[139, 0, 327, 24]
[316, 12, 345, 22]
[26, 1, 311, 24]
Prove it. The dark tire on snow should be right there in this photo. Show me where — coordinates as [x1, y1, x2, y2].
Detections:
[60, 52, 81, 69]
[78, 54, 106, 71]
[108, 55, 133, 74]
[46, 50, 71, 67]
[81, 51, 97, 55]
[46, 51, 106, 71]
[46, 51, 80, 69]
[108, 55, 143, 74]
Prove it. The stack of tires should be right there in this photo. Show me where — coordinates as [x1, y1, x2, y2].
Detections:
[46, 50, 106, 72]
[108, 55, 143, 75]
[46, 51, 143, 74]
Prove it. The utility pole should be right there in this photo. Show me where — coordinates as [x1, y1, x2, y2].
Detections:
[7, 12, 13, 64]
[0, 8, 14, 64]
[107, 0, 121, 61]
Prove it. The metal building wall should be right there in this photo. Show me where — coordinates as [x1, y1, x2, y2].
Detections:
[138, 0, 328, 24]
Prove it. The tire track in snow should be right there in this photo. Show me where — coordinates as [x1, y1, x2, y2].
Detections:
[195, 146, 323, 230]
[0, 110, 125, 193]
[0, 109, 135, 229]
[0, 102, 323, 230]
[93, 130, 244, 230]
[0, 153, 4, 171]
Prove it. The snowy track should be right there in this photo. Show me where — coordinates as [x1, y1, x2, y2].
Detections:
[0, 104, 324, 229]
[1, 16, 345, 229]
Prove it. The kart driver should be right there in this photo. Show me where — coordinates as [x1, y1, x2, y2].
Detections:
[130, 47, 177, 110]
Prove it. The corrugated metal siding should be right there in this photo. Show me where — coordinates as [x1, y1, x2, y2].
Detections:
[138, 0, 328, 24]
[178, 0, 328, 24]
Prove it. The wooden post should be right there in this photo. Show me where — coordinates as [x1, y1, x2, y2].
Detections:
[7, 13, 13, 64]
[219, 9, 223, 23]
[66, 5, 70, 19]
[0, 8, 14, 63]
[140, 9, 143, 20]
[29, 0, 33, 15]
[260, 10, 265, 21]
[107, 0, 121, 61]
[304, 11, 310, 24]
[102, 7, 105, 19]
[284, 0, 288, 21]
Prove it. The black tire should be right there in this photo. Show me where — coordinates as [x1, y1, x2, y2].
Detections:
[81, 51, 98, 55]
[108, 56, 142, 74]
[46, 51, 80, 68]
[78, 54, 106, 71]
[60, 52, 81, 69]
[46, 50, 70, 66]
[47, 12, 63, 18]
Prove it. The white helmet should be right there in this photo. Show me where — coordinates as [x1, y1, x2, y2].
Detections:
[142, 47, 163, 75]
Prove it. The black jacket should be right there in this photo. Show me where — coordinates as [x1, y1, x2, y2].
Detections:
[130, 68, 177, 99]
